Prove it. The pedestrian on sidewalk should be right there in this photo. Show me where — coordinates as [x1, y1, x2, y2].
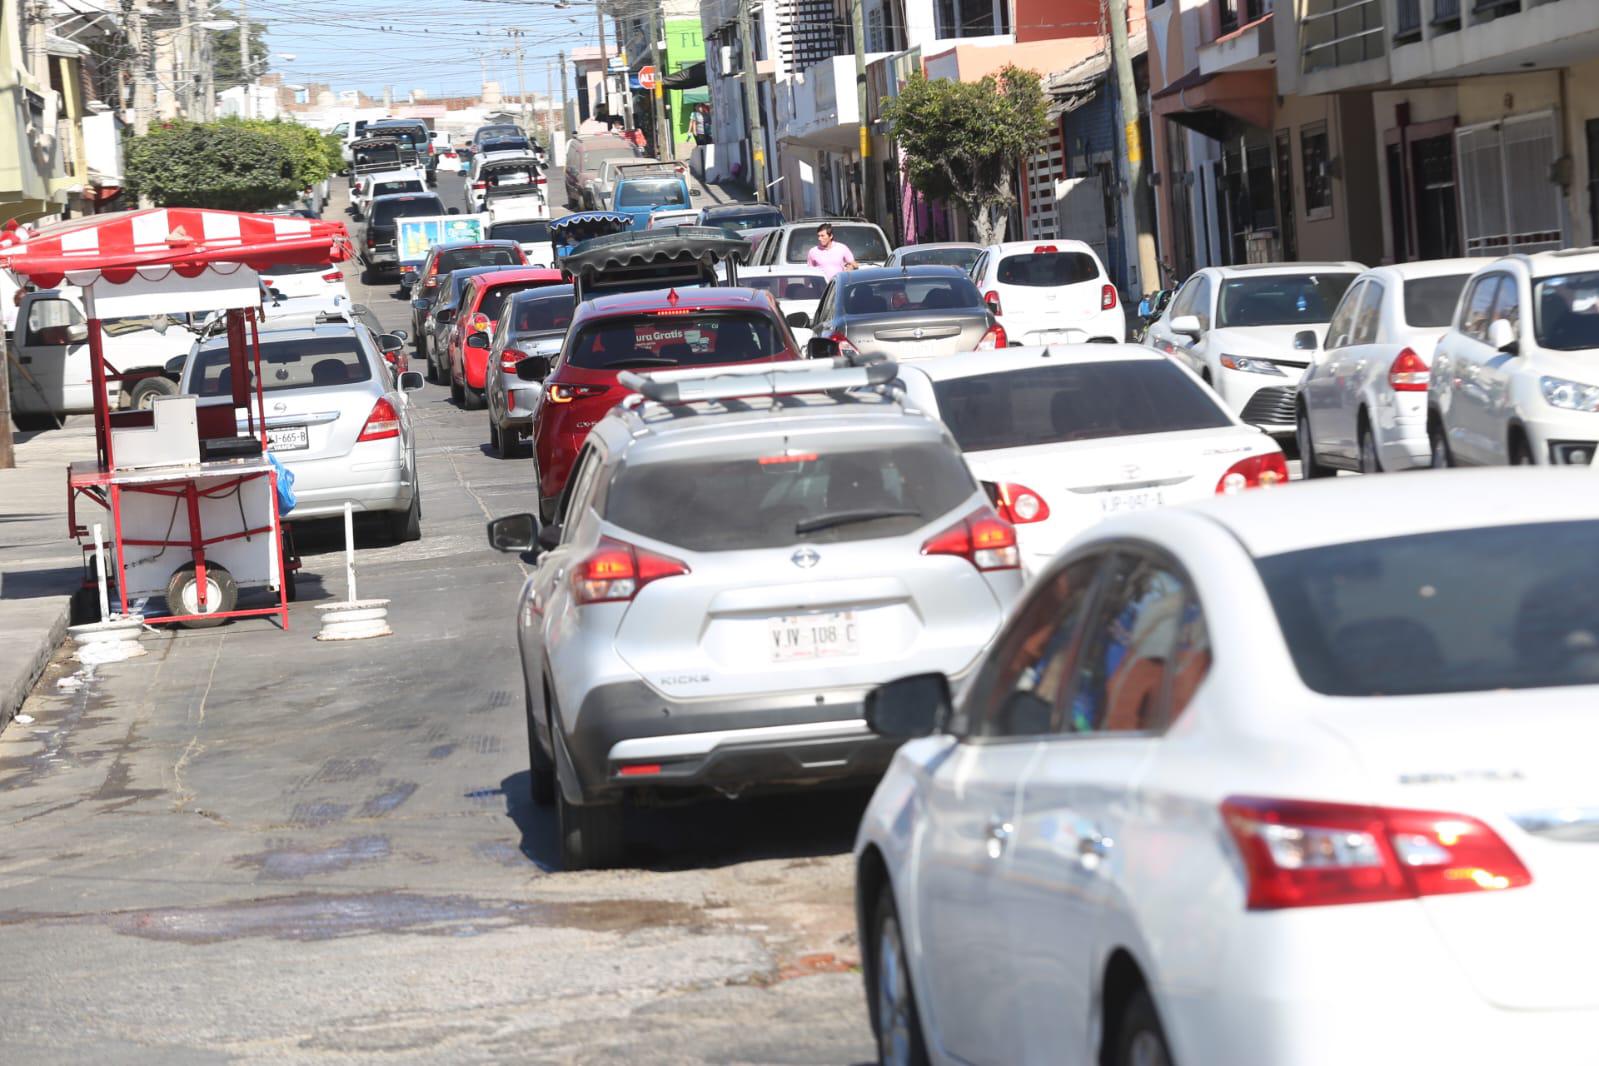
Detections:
[806, 223, 857, 282]
[690, 104, 710, 146]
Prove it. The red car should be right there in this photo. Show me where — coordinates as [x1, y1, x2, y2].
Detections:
[447, 268, 566, 408]
[529, 287, 802, 521]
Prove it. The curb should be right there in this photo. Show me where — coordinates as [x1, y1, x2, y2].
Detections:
[0, 595, 72, 732]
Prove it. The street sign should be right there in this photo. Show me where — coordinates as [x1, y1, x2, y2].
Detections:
[639, 65, 658, 90]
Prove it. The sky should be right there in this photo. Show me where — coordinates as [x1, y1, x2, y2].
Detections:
[231, 0, 613, 100]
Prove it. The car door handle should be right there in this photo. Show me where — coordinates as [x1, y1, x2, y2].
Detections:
[985, 814, 1013, 859]
[1077, 826, 1113, 868]
[18, 355, 31, 364]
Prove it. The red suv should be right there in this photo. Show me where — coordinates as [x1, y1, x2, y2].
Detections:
[448, 267, 566, 408]
[530, 287, 802, 520]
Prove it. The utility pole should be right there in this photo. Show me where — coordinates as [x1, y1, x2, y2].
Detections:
[614, 12, 633, 133]
[558, 48, 570, 136]
[594, 2, 609, 123]
[648, 5, 671, 159]
[735, 0, 767, 201]
[129, 5, 153, 134]
[509, 29, 530, 131]
[238, 0, 253, 117]
[545, 60, 556, 148]
[1108, 0, 1158, 295]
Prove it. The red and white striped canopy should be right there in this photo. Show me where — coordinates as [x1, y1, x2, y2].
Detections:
[0, 208, 353, 288]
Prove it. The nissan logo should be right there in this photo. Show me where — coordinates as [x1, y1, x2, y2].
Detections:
[272, 401, 288, 413]
[912, 327, 925, 339]
[791, 546, 820, 569]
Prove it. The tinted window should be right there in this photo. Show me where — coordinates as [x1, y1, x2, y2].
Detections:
[1067, 558, 1188, 734]
[1533, 271, 1599, 351]
[932, 361, 1231, 452]
[1403, 274, 1470, 328]
[1459, 275, 1501, 341]
[509, 292, 576, 333]
[616, 179, 687, 208]
[477, 126, 520, 142]
[490, 221, 551, 244]
[1215, 273, 1357, 328]
[479, 139, 529, 154]
[191, 336, 372, 395]
[843, 277, 982, 314]
[605, 443, 974, 551]
[477, 281, 551, 323]
[371, 197, 444, 226]
[1350, 281, 1385, 345]
[354, 145, 400, 166]
[706, 209, 784, 232]
[897, 247, 982, 270]
[1324, 280, 1363, 349]
[786, 225, 890, 264]
[374, 180, 424, 197]
[996, 251, 1100, 287]
[566, 312, 783, 369]
[1258, 521, 1599, 696]
[743, 275, 827, 301]
[438, 247, 522, 273]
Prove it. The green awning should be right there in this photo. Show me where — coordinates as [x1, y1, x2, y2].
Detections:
[679, 87, 710, 105]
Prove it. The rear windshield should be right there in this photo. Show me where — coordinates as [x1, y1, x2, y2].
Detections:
[566, 311, 784, 370]
[743, 274, 826, 301]
[355, 146, 400, 166]
[708, 210, 784, 233]
[997, 251, 1100, 287]
[786, 225, 890, 264]
[1216, 274, 1357, 328]
[375, 179, 424, 197]
[190, 336, 371, 395]
[1259, 520, 1599, 696]
[605, 443, 975, 551]
[490, 221, 551, 244]
[481, 139, 529, 154]
[1403, 274, 1470, 328]
[616, 179, 687, 209]
[509, 292, 576, 333]
[371, 197, 444, 226]
[1534, 271, 1599, 351]
[477, 126, 520, 141]
[270, 261, 336, 276]
[931, 360, 1231, 451]
[438, 246, 522, 273]
[844, 276, 982, 315]
[899, 247, 982, 270]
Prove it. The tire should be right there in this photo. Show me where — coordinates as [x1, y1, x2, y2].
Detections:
[415, 328, 429, 360]
[491, 417, 519, 459]
[557, 786, 624, 870]
[1429, 416, 1453, 469]
[1113, 988, 1175, 1066]
[10, 411, 59, 432]
[165, 562, 237, 628]
[387, 489, 422, 544]
[450, 376, 464, 405]
[526, 686, 555, 808]
[869, 886, 931, 1066]
[1297, 408, 1334, 479]
[128, 375, 178, 410]
[464, 385, 486, 411]
[1510, 434, 1536, 466]
[1358, 416, 1383, 475]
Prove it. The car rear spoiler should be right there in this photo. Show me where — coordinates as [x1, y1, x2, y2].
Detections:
[557, 226, 748, 299]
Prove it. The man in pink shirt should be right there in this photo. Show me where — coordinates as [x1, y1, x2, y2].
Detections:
[805, 223, 857, 281]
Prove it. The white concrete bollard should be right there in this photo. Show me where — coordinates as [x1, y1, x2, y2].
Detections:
[315, 502, 392, 640]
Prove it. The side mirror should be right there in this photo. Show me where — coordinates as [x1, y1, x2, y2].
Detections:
[785, 311, 812, 329]
[411, 298, 430, 311]
[437, 308, 456, 323]
[1293, 329, 1318, 351]
[399, 370, 425, 391]
[378, 333, 404, 351]
[515, 354, 551, 381]
[1488, 317, 1519, 354]
[390, 329, 409, 342]
[1170, 314, 1203, 338]
[865, 672, 952, 739]
[486, 512, 539, 553]
[466, 331, 490, 349]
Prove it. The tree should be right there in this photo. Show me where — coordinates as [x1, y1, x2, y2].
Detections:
[124, 122, 298, 211]
[231, 118, 342, 189]
[881, 65, 1052, 245]
[210, 21, 268, 91]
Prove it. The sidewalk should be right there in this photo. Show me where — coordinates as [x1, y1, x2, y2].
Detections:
[0, 418, 95, 727]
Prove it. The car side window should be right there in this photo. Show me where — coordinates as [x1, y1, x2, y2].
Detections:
[816, 281, 837, 323]
[1490, 275, 1521, 334]
[1351, 281, 1385, 345]
[557, 445, 602, 538]
[959, 558, 1104, 739]
[1167, 595, 1211, 726]
[1459, 275, 1502, 342]
[1064, 553, 1190, 735]
[1324, 280, 1363, 349]
[1166, 278, 1196, 321]
[23, 297, 85, 346]
[1191, 275, 1213, 330]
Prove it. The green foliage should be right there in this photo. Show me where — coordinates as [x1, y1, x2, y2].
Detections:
[210, 21, 269, 91]
[124, 121, 297, 211]
[882, 66, 1052, 244]
[228, 118, 342, 189]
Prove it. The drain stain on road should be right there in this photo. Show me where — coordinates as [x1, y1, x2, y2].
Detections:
[235, 835, 392, 880]
[359, 781, 418, 818]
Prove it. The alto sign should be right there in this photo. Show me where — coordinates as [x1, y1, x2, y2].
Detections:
[638, 65, 658, 90]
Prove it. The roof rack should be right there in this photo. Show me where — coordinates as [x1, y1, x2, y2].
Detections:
[618, 356, 898, 405]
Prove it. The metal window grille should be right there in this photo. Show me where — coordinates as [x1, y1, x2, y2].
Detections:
[780, 0, 837, 72]
[1300, 0, 1385, 73]
[1457, 113, 1563, 255]
[1394, 0, 1422, 37]
[1023, 125, 1066, 241]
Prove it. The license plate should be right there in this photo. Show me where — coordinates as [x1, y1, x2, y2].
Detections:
[1100, 489, 1162, 513]
[267, 425, 308, 451]
[1038, 329, 1088, 344]
[768, 611, 860, 662]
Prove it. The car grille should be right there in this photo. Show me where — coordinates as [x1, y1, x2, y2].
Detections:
[1240, 386, 1297, 426]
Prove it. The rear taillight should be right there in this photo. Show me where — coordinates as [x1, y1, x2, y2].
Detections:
[500, 347, 526, 371]
[976, 322, 1008, 350]
[357, 397, 401, 442]
[1216, 452, 1288, 494]
[472, 181, 487, 190]
[1388, 347, 1429, 392]
[1102, 283, 1118, 311]
[827, 332, 860, 358]
[1222, 796, 1531, 911]
[366, 237, 375, 247]
[572, 535, 689, 604]
[920, 506, 1020, 572]
[260, 277, 274, 286]
[985, 482, 1050, 524]
[547, 383, 609, 404]
[983, 290, 1003, 317]
[322, 270, 342, 282]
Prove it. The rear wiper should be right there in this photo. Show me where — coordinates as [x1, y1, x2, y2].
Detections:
[606, 356, 679, 368]
[796, 508, 920, 535]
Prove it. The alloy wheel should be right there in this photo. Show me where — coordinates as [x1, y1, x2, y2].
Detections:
[876, 915, 915, 1066]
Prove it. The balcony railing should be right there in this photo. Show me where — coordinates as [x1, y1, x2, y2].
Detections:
[1394, 0, 1422, 39]
[1301, 0, 1385, 72]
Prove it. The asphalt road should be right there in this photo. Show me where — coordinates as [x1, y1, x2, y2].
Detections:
[0, 172, 875, 1065]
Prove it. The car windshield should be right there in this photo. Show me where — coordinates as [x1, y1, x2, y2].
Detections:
[371, 197, 444, 226]
[355, 145, 400, 166]
[1259, 520, 1599, 696]
[478, 126, 520, 141]
[190, 336, 371, 395]
[1403, 274, 1471, 328]
[708, 210, 784, 233]
[997, 251, 1100, 287]
[566, 311, 784, 370]
[438, 247, 522, 272]
[786, 225, 890, 264]
[375, 180, 424, 197]
[490, 221, 551, 244]
[1216, 273, 1357, 328]
[843, 276, 982, 315]
[477, 281, 554, 322]
[931, 360, 1232, 451]
[605, 443, 974, 551]
[743, 275, 826, 301]
[1534, 271, 1599, 351]
[509, 292, 576, 333]
[898, 247, 982, 270]
[616, 179, 687, 209]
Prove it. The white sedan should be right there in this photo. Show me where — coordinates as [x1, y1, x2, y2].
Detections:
[856, 466, 1599, 1066]
[898, 345, 1286, 571]
[735, 264, 828, 350]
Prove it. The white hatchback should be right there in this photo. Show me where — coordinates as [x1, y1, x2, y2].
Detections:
[968, 240, 1125, 345]
[1297, 259, 1485, 474]
[856, 467, 1599, 1066]
[898, 345, 1286, 571]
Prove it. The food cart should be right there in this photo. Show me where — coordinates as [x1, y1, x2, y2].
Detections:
[0, 208, 354, 629]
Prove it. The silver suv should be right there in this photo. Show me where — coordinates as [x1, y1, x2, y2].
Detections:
[486, 359, 1025, 868]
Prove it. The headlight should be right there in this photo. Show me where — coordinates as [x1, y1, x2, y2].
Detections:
[1219, 354, 1285, 376]
[1540, 376, 1599, 412]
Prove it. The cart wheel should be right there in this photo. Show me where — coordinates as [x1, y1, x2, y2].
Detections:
[166, 563, 238, 628]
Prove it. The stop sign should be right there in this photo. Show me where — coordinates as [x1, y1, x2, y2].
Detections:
[639, 65, 658, 90]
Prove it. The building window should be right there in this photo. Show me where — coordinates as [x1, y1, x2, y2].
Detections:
[1457, 112, 1562, 255]
[1301, 121, 1334, 219]
[934, 0, 1006, 39]
[1275, 129, 1298, 260]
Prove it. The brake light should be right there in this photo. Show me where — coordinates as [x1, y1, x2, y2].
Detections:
[260, 277, 274, 286]
[1102, 283, 1118, 311]
[976, 322, 1008, 350]
[920, 506, 1020, 572]
[1388, 347, 1429, 392]
[322, 271, 343, 282]
[500, 347, 527, 371]
[1033, 245, 1057, 254]
[572, 535, 689, 604]
[1216, 452, 1288, 494]
[983, 290, 1003, 317]
[357, 397, 401, 442]
[1222, 796, 1531, 910]
[828, 332, 860, 358]
[366, 237, 375, 247]
[985, 482, 1050, 524]
[473, 181, 487, 190]
[546, 383, 609, 404]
